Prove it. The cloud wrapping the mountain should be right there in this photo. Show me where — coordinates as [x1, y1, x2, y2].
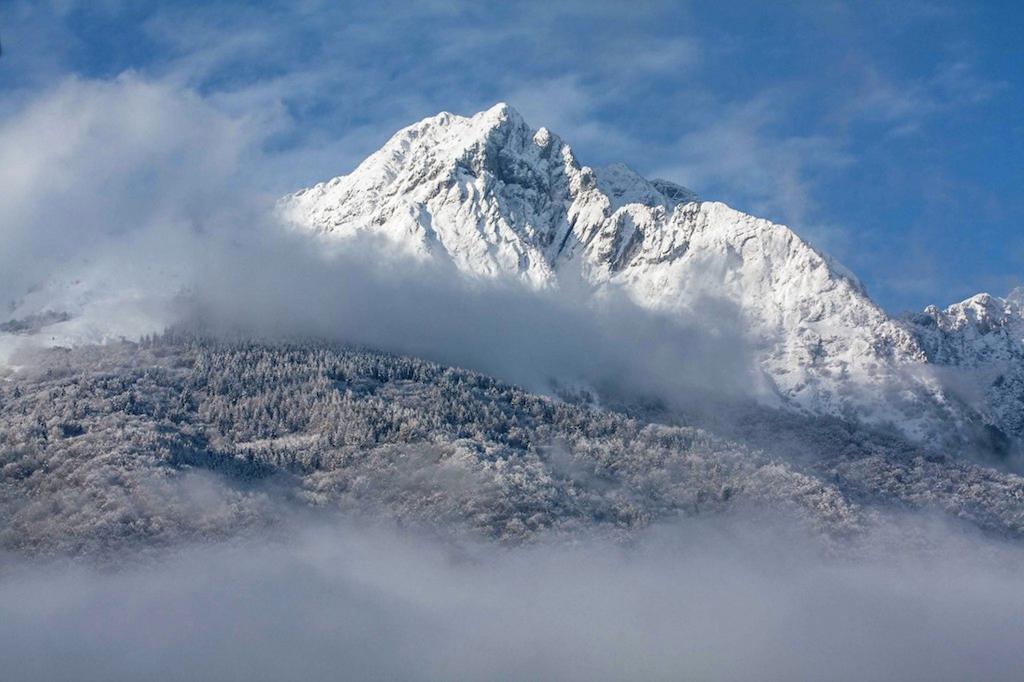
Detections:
[0, 75, 257, 306]
[184, 225, 759, 401]
[0, 75, 759, 403]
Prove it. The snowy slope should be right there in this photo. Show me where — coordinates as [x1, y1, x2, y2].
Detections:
[906, 290, 1024, 446]
[281, 104, 963, 444]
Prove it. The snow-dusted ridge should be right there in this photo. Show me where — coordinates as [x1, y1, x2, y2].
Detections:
[904, 289, 1024, 446]
[282, 103, 1010, 449]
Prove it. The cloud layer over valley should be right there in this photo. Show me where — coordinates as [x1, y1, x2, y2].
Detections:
[4, 516, 1024, 682]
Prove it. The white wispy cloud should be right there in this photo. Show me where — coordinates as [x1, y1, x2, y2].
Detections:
[837, 60, 1006, 137]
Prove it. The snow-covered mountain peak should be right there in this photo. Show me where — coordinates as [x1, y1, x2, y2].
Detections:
[914, 291, 1024, 336]
[908, 290, 1024, 364]
[314, 102, 532, 193]
[533, 126, 553, 148]
[479, 101, 529, 134]
[277, 104, 1024, 448]
[904, 290, 1024, 445]
[281, 102, 600, 282]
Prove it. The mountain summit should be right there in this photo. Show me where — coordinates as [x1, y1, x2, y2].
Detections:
[283, 104, 1013, 447]
[282, 102, 700, 285]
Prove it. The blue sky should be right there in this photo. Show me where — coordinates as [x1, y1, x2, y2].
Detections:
[2, 0, 1021, 311]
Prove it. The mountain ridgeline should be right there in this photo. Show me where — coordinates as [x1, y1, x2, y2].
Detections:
[281, 103, 1024, 458]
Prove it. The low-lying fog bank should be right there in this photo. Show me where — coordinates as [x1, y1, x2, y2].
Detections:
[2, 515, 1023, 682]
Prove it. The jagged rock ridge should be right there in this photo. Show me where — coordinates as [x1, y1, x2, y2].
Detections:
[905, 290, 1024, 448]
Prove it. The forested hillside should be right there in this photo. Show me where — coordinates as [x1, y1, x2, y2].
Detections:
[2, 333, 1022, 557]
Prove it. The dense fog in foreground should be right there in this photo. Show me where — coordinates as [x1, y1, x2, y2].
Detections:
[3, 515, 1024, 682]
